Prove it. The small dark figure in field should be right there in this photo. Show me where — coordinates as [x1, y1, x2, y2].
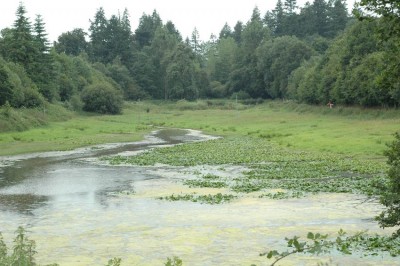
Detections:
[327, 101, 334, 108]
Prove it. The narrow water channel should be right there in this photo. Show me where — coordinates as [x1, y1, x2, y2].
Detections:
[0, 129, 397, 265]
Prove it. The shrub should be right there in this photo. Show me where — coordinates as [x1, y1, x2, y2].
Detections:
[230, 90, 251, 100]
[81, 83, 123, 114]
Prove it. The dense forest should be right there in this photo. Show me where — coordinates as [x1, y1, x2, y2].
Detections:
[0, 0, 399, 114]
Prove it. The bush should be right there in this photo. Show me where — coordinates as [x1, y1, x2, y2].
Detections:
[230, 90, 251, 100]
[81, 83, 123, 114]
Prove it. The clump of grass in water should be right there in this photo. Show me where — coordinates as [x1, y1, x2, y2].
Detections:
[259, 191, 305, 199]
[158, 193, 237, 204]
[183, 179, 227, 188]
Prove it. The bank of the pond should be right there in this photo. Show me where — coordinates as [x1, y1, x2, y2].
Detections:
[1, 100, 400, 158]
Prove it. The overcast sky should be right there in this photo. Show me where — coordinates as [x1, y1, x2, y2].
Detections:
[1, 0, 357, 42]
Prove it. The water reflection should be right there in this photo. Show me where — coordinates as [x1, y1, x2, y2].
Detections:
[0, 194, 48, 215]
[0, 129, 191, 215]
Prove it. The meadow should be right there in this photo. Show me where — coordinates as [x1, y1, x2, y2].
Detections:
[1, 100, 399, 158]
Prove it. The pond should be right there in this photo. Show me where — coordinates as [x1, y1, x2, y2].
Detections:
[0, 129, 397, 265]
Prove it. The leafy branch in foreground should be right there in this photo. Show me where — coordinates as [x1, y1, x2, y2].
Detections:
[0, 226, 58, 266]
[377, 131, 400, 237]
[261, 229, 400, 266]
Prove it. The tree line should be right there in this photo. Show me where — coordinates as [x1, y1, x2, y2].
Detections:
[0, 0, 399, 114]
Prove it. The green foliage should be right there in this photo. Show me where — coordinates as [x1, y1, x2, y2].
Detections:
[158, 193, 237, 204]
[377, 132, 400, 236]
[106, 59, 147, 100]
[0, 226, 58, 266]
[0, 103, 71, 132]
[267, 0, 349, 38]
[165, 43, 197, 100]
[135, 10, 163, 48]
[164, 256, 183, 266]
[262, 231, 331, 266]
[262, 229, 400, 265]
[356, 0, 400, 41]
[184, 179, 227, 189]
[105, 257, 122, 266]
[259, 191, 304, 199]
[107, 136, 387, 196]
[290, 20, 395, 107]
[0, 227, 124, 266]
[54, 28, 88, 56]
[257, 36, 314, 99]
[81, 83, 123, 114]
[0, 63, 13, 105]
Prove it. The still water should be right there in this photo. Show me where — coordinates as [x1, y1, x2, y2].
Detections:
[0, 129, 398, 265]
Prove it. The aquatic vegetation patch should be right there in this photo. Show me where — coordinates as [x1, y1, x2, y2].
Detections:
[158, 193, 237, 204]
[183, 178, 228, 189]
[259, 191, 305, 199]
[232, 175, 386, 195]
[107, 190, 135, 196]
[106, 136, 387, 196]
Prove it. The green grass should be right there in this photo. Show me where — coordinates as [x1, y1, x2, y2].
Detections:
[1, 100, 399, 158]
[0, 103, 151, 155]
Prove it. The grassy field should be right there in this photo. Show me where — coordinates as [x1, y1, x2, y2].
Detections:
[0, 100, 399, 158]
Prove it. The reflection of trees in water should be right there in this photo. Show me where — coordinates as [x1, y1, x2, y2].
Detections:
[0, 194, 48, 215]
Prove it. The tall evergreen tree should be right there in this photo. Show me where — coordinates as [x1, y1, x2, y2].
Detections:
[228, 7, 268, 98]
[32, 14, 56, 101]
[327, 0, 349, 37]
[233, 21, 243, 44]
[9, 2, 38, 71]
[165, 21, 182, 41]
[219, 23, 232, 39]
[284, 0, 298, 14]
[135, 10, 162, 48]
[312, 0, 330, 36]
[274, 0, 285, 35]
[117, 8, 135, 66]
[89, 7, 109, 63]
[190, 27, 201, 55]
[33, 15, 49, 53]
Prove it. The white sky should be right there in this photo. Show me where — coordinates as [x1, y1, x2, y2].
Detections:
[1, 0, 357, 42]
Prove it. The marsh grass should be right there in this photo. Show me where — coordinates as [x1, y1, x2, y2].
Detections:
[108, 136, 388, 196]
[158, 193, 237, 204]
